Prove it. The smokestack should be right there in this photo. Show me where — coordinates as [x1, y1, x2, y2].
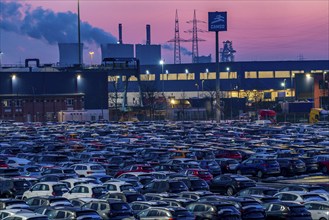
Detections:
[146, 24, 151, 45]
[118, 23, 123, 44]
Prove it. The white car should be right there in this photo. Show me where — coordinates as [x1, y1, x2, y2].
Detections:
[304, 201, 329, 220]
[22, 182, 69, 199]
[0, 209, 35, 220]
[63, 183, 106, 199]
[61, 177, 97, 189]
[103, 180, 136, 193]
[274, 191, 328, 204]
[2, 212, 48, 220]
[70, 163, 106, 177]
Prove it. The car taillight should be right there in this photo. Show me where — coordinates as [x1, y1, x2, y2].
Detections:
[92, 194, 95, 198]
[87, 171, 93, 174]
[261, 164, 268, 167]
[52, 192, 56, 196]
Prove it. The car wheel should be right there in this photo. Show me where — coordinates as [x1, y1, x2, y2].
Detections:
[22, 197, 27, 200]
[319, 218, 327, 220]
[257, 170, 264, 178]
[226, 187, 234, 196]
[236, 169, 242, 175]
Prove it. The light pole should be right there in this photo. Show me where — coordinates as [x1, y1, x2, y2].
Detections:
[281, 79, 286, 102]
[159, 60, 164, 94]
[195, 83, 200, 120]
[146, 70, 150, 80]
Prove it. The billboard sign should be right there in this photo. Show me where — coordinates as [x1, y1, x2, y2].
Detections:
[208, 12, 227, 32]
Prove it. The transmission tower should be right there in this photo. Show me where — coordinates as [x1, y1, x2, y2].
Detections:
[168, 10, 187, 64]
[185, 10, 206, 63]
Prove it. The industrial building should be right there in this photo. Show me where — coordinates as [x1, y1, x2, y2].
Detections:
[0, 58, 328, 122]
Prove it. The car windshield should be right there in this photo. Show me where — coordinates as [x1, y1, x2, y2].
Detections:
[13, 180, 31, 187]
[76, 210, 100, 217]
[26, 167, 40, 172]
[63, 169, 76, 174]
[264, 190, 278, 196]
[173, 210, 194, 217]
[110, 203, 131, 211]
[169, 182, 187, 188]
[289, 206, 308, 213]
[301, 195, 326, 201]
[216, 204, 237, 211]
[120, 185, 134, 191]
[126, 194, 145, 202]
[53, 184, 68, 192]
[90, 165, 104, 170]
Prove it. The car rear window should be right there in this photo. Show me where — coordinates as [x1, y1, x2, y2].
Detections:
[301, 195, 326, 201]
[169, 182, 187, 188]
[13, 180, 31, 187]
[63, 169, 76, 174]
[264, 190, 278, 196]
[53, 184, 68, 192]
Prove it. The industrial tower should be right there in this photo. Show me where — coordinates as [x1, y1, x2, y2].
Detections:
[220, 40, 236, 62]
[185, 10, 206, 63]
[168, 10, 187, 64]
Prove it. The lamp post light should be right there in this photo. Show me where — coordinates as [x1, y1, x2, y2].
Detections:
[159, 60, 165, 93]
[281, 79, 286, 102]
[146, 70, 150, 80]
[88, 51, 94, 66]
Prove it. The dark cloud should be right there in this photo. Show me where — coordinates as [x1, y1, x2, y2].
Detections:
[0, 1, 117, 45]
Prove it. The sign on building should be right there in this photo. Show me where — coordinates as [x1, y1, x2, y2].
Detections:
[208, 12, 227, 32]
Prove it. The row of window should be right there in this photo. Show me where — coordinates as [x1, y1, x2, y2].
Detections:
[1, 99, 81, 107]
[108, 70, 311, 82]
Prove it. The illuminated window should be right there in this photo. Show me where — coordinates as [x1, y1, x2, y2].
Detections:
[140, 74, 155, 81]
[275, 71, 290, 78]
[1, 100, 10, 107]
[167, 74, 177, 80]
[208, 72, 216, 79]
[245, 71, 257, 78]
[228, 72, 237, 79]
[200, 72, 208, 80]
[160, 74, 168, 80]
[291, 70, 304, 76]
[220, 72, 228, 79]
[258, 71, 274, 78]
[128, 76, 137, 81]
[187, 73, 195, 80]
[108, 76, 120, 82]
[177, 73, 187, 80]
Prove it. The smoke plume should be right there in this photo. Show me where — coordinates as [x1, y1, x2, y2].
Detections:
[0, 1, 117, 45]
[162, 43, 192, 56]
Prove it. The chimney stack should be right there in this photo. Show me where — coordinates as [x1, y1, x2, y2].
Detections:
[118, 23, 123, 44]
[146, 24, 151, 45]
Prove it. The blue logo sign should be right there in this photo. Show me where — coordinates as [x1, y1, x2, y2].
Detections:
[208, 12, 227, 32]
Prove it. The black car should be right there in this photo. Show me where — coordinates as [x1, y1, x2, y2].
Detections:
[225, 197, 266, 220]
[186, 201, 241, 220]
[141, 179, 189, 194]
[173, 176, 209, 191]
[277, 158, 306, 176]
[0, 178, 32, 199]
[208, 174, 256, 196]
[299, 157, 319, 173]
[263, 202, 312, 220]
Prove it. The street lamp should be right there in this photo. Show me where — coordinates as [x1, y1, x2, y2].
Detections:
[281, 79, 286, 102]
[159, 60, 165, 93]
[89, 51, 94, 66]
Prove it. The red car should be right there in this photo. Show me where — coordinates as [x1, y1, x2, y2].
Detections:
[314, 155, 329, 174]
[114, 164, 155, 177]
[184, 168, 213, 181]
[0, 160, 9, 168]
[215, 149, 243, 161]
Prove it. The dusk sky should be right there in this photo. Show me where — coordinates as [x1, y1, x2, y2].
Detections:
[0, 0, 328, 65]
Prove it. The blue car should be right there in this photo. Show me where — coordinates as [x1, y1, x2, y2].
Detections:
[236, 158, 280, 178]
